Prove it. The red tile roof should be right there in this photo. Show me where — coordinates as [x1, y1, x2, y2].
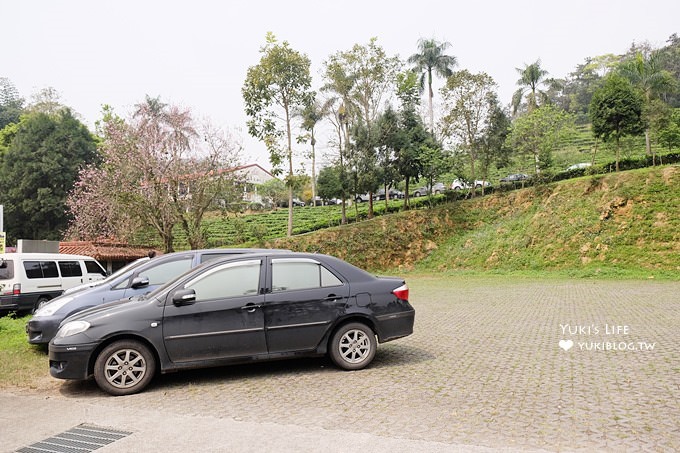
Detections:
[59, 241, 160, 261]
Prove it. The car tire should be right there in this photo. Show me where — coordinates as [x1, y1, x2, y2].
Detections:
[475, 184, 482, 188]
[329, 322, 377, 371]
[414, 191, 421, 197]
[435, 190, 441, 195]
[34, 296, 50, 312]
[94, 340, 156, 396]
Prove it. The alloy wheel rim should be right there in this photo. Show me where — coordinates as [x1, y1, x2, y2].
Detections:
[338, 329, 371, 363]
[104, 349, 147, 389]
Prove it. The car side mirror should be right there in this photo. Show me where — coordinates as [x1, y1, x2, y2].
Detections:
[172, 288, 196, 306]
[130, 276, 150, 289]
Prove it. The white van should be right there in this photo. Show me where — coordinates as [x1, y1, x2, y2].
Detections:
[0, 253, 106, 313]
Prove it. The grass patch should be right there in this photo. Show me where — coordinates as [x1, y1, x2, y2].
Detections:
[273, 166, 679, 279]
[0, 314, 49, 389]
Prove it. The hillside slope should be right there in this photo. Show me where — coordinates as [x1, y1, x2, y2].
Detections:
[272, 165, 679, 278]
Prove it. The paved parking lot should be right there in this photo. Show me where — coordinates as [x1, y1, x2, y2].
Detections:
[3, 276, 679, 452]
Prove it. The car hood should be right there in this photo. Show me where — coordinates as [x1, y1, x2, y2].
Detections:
[61, 295, 151, 325]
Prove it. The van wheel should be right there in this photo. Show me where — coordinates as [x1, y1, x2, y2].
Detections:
[34, 297, 50, 312]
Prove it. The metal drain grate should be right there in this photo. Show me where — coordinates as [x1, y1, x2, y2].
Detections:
[16, 423, 132, 453]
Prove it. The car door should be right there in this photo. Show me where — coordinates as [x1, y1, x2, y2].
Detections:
[162, 259, 267, 363]
[263, 257, 349, 354]
[58, 260, 85, 289]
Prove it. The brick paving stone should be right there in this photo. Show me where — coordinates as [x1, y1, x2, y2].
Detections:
[22, 277, 680, 451]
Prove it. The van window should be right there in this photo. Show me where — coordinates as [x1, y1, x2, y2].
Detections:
[0, 260, 14, 280]
[59, 261, 83, 277]
[24, 261, 59, 279]
[85, 260, 106, 276]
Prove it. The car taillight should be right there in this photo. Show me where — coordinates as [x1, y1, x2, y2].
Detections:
[13, 283, 21, 295]
[392, 284, 409, 301]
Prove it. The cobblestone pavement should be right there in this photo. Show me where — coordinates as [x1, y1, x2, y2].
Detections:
[7, 277, 680, 451]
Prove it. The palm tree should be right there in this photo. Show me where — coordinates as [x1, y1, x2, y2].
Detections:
[298, 95, 326, 206]
[619, 50, 676, 158]
[408, 38, 457, 132]
[512, 60, 549, 114]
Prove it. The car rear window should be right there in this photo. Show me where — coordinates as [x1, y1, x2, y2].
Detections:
[24, 261, 59, 279]
[0, 260, 14, 280]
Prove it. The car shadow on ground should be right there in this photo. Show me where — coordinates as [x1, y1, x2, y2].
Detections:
[56, 343, 433, 398]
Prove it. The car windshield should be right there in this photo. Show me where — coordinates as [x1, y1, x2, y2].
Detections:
[105, 257, 151, 282]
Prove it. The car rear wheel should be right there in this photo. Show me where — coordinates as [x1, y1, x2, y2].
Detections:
[329, 322, 377, 370]
[94, 340, 156, 396]
[34, 296, 50, 312]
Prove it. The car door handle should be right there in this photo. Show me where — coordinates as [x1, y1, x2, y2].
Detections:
[324, 294, 342, 301]
[240, 303, 261, 313]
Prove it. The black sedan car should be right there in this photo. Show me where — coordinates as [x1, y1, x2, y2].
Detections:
[49, 252, 415, 396]
[28, 248, 284, 346]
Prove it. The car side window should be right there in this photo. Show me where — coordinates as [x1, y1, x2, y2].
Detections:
[271, 259, 342, 292]
[24, 261, 59, 279]
[184, 260, 261, 301]
[59, 261, 83, 277]
[139, 258, 193, 286]
[85, 260, 107, 276]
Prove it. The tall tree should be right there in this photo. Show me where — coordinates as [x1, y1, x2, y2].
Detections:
[618, 50, 677, 157]
[440, 70, 498, 197]
[394, 70, 428, 208]
[321, 56, 356, 224]
[298, 94, 325, 206]
[243, 32, 312, 236]
[0, 77, 24, 129]
[590, 74, 645, 171]
[408, 38, 457, 133]
[327, 38, 401, 218]
[0, 109, 97, 242]
[655, 108, 680, 152]
[507, 104, 574, 174]
[512, 60, 550, 114]
[67, 100, 242, 251]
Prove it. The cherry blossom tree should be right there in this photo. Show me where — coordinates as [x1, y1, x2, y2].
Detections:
[66, 98, 243, 251]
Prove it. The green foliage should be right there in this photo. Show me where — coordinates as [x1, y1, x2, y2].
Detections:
[512, 60, 550, 114]
[242, 32, 313, 236]
[0, 110, 98, 243]
[440, 69, 498, 184]
[508, 104, 575, 174]
[0, 77, 24, 130]
[316, 164, 343, 200]
[656, 108, 680, 151]
[590, 73, 645, 170]
[407, 38, 457, 130]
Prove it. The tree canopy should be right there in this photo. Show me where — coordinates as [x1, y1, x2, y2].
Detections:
[0, 109, 97, 242]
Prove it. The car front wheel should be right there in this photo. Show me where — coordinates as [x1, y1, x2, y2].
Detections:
[329, 322, 377, 370]
[94, 340, 156, 396]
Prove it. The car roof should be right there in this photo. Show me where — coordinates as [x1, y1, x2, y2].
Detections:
[192, 251, 376, 281]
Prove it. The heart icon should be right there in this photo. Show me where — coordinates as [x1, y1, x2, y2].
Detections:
[559, 339, 574, 351]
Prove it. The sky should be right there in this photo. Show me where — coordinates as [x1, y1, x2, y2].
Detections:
[2, 0, 679, 170]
